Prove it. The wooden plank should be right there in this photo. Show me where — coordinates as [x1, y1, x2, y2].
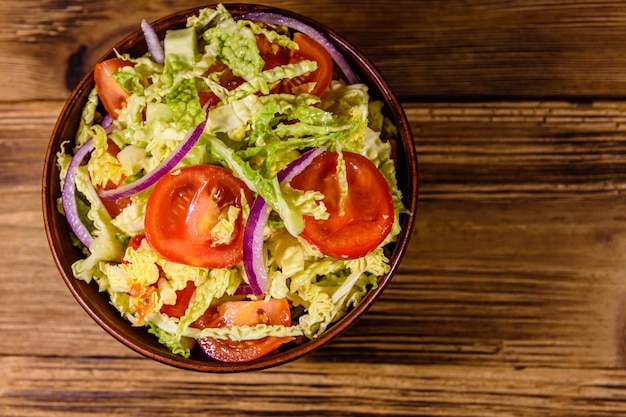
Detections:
[409, 101, 626, 197]
[3, 356, 626, 416]
[5, 1, 626, 102]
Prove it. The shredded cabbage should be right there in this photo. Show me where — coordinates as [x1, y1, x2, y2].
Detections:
[57, 4, 408, 359]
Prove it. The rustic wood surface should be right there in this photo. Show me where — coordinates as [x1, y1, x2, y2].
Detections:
[3, 0, 626, 415]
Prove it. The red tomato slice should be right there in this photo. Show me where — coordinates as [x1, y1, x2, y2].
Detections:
[96, 140, 132, 217]
[198, 91, 221, 108]
[281, 32, 333, 97]
[256, 33, 289, 70]
[198, 36, 288, 106]
[193, 298, 294, 363]
[160, 280, 197, 319]
[144, 165, 252, 269]
[198, 61, 245, 107]
[122, 235, 145, 267]
[126, 234, 145, 252]
[94, 58, 133, 119]
[290, 151, 394, 259]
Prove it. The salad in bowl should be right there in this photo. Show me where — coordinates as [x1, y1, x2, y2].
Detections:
[43, 3, 417, 371]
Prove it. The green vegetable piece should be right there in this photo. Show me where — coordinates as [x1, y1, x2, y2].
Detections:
[164, 27, 198, 72]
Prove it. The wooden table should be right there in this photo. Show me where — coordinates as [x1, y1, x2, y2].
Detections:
[3, 0, 626, 415]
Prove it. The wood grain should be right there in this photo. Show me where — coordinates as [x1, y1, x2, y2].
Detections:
[3, 357, 626, 417]
[5, 1, 626, 101]
[5, 1, 626, 415]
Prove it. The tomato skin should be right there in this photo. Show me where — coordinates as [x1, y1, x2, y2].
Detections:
[281, 33, 333, 97]
[256, 33, 289, 70]
[99, 184, 131, 216]
[290, 151, 394, 259]
[198, 61, 245, 107]
[94, 58, 133, 119]
[199, 32, 332, 100]
[126, 234, 145, 251]
[198, 35, 288, 106]
[160, 280, 196, 319]
[198, 91, 221, 108]
[193, 298, 294, 363]
[144, 165, 252, 269]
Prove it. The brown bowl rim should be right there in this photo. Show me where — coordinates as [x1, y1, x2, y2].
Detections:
[42, 3, 418, 373]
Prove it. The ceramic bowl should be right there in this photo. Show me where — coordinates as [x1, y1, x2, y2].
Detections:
[42, 3, 418, 372]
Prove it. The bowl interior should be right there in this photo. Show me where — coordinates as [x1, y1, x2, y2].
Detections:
[42, 3, 418, 372]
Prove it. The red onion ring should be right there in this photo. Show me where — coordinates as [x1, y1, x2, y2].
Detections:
[141, 19, 164, 65]
[61, 138, 96, 248]
[234, 284, 254, 295]
[243, 147, 326, 295]
[243, 196, 272, 295]
[100, 113, 113, 134]
[99, 107, 209, 200]
[237, 12, 359, 84]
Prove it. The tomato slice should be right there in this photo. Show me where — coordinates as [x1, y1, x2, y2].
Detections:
[94, 58, 133, 119]
[193, 298, 294, 363]
[290, 151, 394, 259]
[281, 32, 333, 97]
[144, 165, 252, 269]
[198, 35, 289, 106]
[256, 33, 289, 70]
[160, 280, 197, 319]
[198, 61, 245, 107]
[126, 234, 145, 252]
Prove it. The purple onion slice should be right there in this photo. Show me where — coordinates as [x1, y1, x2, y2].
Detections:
[61, 138, 96, 248]
[243, 147, 326, 295]
[141, 19, 165, 65]
[99, 108, 209, 200]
